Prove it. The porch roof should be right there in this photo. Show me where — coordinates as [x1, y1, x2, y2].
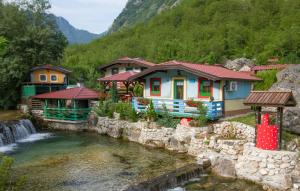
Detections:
[244, 91, 297, 107]
[33, 87, 99, 100]
[98, 57, 155, 71]
[128, 60, 261, 81]
[98, 71, 138, 82]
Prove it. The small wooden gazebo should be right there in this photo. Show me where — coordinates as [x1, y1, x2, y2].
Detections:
[244, 91, 297, 150]
[98, 71, 138, 94]
[33, 87, 99, 122]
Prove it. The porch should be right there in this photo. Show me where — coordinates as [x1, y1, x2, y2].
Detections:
[132, 97, 224, 120]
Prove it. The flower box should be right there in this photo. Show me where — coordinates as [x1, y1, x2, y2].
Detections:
[137, 98, 150, 106]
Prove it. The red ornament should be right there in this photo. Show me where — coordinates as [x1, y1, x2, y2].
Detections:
[256, 114, 278, 150]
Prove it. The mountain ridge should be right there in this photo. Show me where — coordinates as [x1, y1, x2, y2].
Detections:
[52, 15, 103, 44]
[109, 0, 182, 33]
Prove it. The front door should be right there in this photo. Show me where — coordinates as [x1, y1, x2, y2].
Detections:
[174, 79, 184, 100]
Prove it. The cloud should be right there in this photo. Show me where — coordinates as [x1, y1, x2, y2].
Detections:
[49, 0, 127, 34]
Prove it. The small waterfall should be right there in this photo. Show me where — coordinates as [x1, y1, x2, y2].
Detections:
[125, 163, 207, 191]
[0, 119, 37, 146]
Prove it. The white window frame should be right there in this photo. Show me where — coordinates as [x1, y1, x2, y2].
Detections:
[50, 74, 58, 82]
[39, 74, 47, 82]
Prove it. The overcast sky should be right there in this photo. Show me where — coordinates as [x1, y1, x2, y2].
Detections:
[49, 0, 128, 34]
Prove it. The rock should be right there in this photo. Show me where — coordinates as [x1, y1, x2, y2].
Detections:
[259, 169, 268, 176]
[283, 108, 300, 135]
[210, 155, 236, 178]
[224, 58, 254, 71]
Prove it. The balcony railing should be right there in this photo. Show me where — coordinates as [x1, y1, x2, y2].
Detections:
[44, 107, 91, 121]
[132, 97, 224, 120]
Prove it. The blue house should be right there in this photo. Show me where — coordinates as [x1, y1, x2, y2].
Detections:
[128, 60, 261, 119]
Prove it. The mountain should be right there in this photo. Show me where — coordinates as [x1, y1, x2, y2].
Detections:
[53, 15, 102, 44]
[109, 0, 182, 33]
[62, 0, 300, 86]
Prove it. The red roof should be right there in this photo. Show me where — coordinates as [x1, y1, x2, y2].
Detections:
[251, 64, 289, 72]
[98, 71, 138, 82]
[129, 60, 261, 81]
[98, 57, 155, 71]
[33, 87, 99, 99]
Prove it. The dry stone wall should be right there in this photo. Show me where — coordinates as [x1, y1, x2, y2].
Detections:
[86, 116, 299, 190]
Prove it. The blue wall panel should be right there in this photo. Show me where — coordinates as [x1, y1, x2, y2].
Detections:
[224, 81, 251, 100]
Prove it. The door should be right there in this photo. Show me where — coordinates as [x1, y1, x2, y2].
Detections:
[174, 79, 184, 100]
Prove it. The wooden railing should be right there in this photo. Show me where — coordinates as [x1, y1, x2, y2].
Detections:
[44, 107, 91, 121]
[132, 97, 224, 120]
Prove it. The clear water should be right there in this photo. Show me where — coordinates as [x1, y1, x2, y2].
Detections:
[11, 131, 194, 191]
[9, 132, 264, 191]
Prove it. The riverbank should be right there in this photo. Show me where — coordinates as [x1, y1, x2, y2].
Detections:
[44, 114, 300, 191]
[1, 125, 264, 191]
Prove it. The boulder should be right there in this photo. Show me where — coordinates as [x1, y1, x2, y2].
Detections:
[283, 108, 300, 135]
[224, 58, 254, 71]
[210, 154, 237, 178]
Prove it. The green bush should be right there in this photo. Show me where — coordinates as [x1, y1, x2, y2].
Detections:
[115, 102, 138, 122]
[196, 101, 208, 127]
[133, 83, 144, 97]
[143, 100, 157, 122]
[108, 82, 119, 103]
[156, 104, 180, 128]
[95, 100, 114, 118]
[254, 70, 278, 90]
[0, 155, 26, 191]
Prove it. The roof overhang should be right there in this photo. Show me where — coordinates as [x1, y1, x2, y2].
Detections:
[98, 58, 155, 71]
[244, 91, 297, 107]
[128, 64, 221, 81]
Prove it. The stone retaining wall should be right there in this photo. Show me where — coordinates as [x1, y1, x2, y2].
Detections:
[58, 115, 299, 190]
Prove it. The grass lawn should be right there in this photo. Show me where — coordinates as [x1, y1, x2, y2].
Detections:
[0, 110, 24, 121]
[228, 113, 256, 127]
[228, 113, 300, 142]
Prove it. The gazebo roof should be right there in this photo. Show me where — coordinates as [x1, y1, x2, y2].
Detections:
[98, 71, 138, 82]
[244, 91, 297, 107]
[33, 87, 99, 100]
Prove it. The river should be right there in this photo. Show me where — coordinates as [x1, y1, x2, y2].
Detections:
[0, 120, 263, 191]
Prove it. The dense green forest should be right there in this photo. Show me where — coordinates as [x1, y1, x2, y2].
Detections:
[63, 0, 300, 86]
[0, 0, 67, 109]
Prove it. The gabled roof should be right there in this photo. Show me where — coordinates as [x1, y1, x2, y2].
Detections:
[98, 57, 155, 71]
[33, 87, 99, 100]
[251, 64, 289, 72]
[98, 71, 138, 82]
[30, 64, 71, 74]
[244, 91, 297, 107]
[129, 60, 261, 81]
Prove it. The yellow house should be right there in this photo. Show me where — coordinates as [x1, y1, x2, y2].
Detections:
[29, 64, 71, 84]
[23, 65, 71, 97]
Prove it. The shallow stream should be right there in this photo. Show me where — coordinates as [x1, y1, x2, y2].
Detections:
[6, 131, 263, 191]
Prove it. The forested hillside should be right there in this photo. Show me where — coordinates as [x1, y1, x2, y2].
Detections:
[0, 0, 67, 109]
[109, 0, 181, 33]
[62, 0, 300, 86]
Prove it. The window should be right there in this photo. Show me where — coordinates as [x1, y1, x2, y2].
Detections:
[126, 67, 133, 71]
[50, 74, 58, 82]
[39, 74, 47, 82]
[199, 79, 212, 98]
[111, 68, 119, 75]
[150, 78, 161, 96]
